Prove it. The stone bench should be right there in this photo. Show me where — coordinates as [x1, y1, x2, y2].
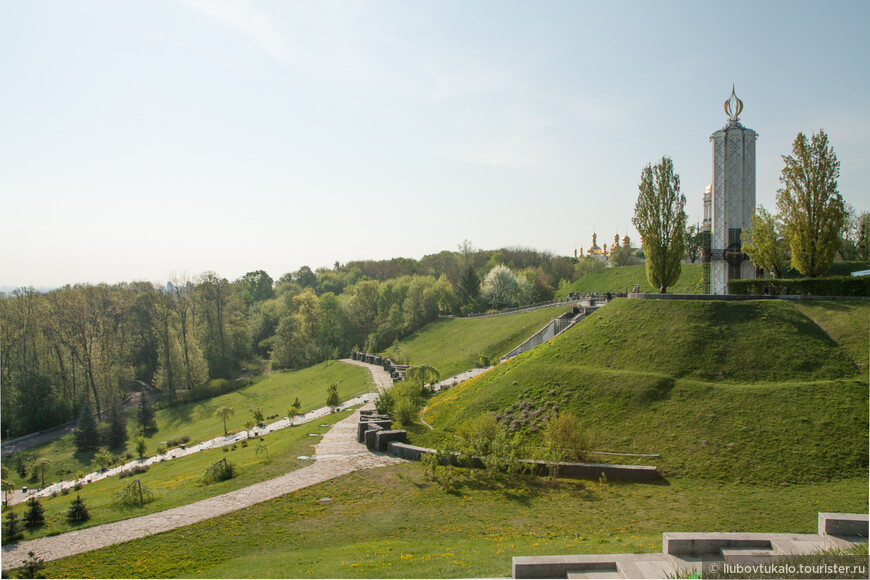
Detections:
[819, 512, 869, 538]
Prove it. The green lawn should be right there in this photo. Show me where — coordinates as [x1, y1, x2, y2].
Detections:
[420, 299, 868, 482]
[5, 361, 372, 492]
[37, 464, 867, 579]
[381, 306, 572, 378]
[556, 263, 704, 297]
[790, 300, 870, 373]
[1, 411, 352, 543]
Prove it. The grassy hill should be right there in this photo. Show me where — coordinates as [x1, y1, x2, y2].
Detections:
[380, 305, 572, 378]
[556, 263, 704, 297]
[7, 361, 372, 482]
[421, 299, 868, 482]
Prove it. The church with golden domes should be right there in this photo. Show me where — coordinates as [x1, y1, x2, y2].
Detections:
[574, 232, 631, 262]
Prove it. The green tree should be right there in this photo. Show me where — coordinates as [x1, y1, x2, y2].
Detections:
[2, 510, 23, 542]
[108, 400, 128, 450]
[137, 394, 157, 434]
[543, 412, 589, 462]
[632, 156, 687, 293]
[406, 365, 440, 393]
[215, 406, 235, 436]
[290, 397, 302, 417]
[776, 130, 847, 278]
[66, 494, 90, 523]
[75, 398, 99, 453]
[1, 469, 15, 507]
[252, 407, 264, 425]
[684, 224, 703, 264]
[237, 270, 275, 309]
[30, 457, 53, 488]
[135, 436, 148, 458]
[23, 497, 46, 528]
[94, 447, 114, 471]
[742, 206, 789, 278]
[325, 383, 341, 412]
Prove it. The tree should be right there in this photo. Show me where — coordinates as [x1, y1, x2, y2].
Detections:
[1, 466, 15, 507]
[66, 494, 90, 523]
[137, 393, 157, 434]
[481, 265, 518, 308]
[108, 400, 128, 450]
[406, 365, 440, 393]
[684, 224, 703, 264]
[632, 156, 687, 293]
[776, 130, 847, 278]
[215, 406, 235, 436]
[135, 436, 148, 458]
[742, 206, 789, 278]
[325, 382, 341, 412]
[30, 458, 53, 488]
[543, 413, 588, 462]
[2, 510, 23, 542]
[94, 447, 114, 470]
[75, 398, 99, 453]
[23, 497, 46, 528]
[252, 407, 264, 425]
[290, 397, 302, 417]
[237, 270, 275, 309]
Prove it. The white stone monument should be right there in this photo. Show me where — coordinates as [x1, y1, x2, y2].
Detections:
[703, 86, 757, 294]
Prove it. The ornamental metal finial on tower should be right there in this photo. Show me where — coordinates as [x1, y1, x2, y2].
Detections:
[724, 84, 743, 122]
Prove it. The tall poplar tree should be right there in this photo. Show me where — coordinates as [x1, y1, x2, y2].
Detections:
[632, 156, 687, 293]
[776, 130, 847, 278]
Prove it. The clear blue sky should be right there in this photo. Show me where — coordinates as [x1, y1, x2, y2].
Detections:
[2, 0, 868, 288]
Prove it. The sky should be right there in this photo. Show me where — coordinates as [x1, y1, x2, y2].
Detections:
[2, 0, 869, 288]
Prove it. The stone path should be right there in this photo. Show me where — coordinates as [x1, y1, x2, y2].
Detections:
[7, 387, 378, 507]
[1, 361, 402, 572]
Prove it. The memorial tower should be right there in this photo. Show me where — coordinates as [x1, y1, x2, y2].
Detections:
[703, 86, 757, 294]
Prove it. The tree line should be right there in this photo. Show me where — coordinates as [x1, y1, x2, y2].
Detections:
[0, 245, 582, 439]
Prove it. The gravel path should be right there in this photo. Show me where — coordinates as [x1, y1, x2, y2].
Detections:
[1, 361, 401, 572]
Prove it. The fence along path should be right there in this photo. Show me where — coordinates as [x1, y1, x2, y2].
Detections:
[1, 361, 402, 573]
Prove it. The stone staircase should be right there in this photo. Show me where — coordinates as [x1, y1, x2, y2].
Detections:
[512, 513, 868, 579]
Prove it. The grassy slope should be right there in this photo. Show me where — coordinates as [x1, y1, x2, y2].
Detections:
[1, 411, 350, 543]
[6, 361, 371, 487]
[790, 300, 869, 373]
[381, 306, 572, 378]
[556, 263, 704, 298]
[41, 465, 867, 579]
[422, 299, 868, 482]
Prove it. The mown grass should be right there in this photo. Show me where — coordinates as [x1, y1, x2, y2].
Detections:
[0, 411, 352, 543]
[790, 300, 869, 373]
[556, 264, 704, 297]
[419, 299, 868, 482]
[5, 361, 371, 494]
[381, 305, 572, 378]
[37, 464, 867, 579]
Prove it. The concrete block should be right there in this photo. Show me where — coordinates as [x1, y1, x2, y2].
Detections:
[374, 429, 407, 452]
[364, 425, 383, 450]
[819, 513, 869, 538]
[663, 533, 772, 556]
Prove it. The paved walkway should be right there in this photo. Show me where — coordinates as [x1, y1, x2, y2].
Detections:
[1, 362, 402, 572]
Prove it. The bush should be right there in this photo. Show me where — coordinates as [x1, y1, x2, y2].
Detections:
[118, 464, 150, 479]
[66, 495, 90, 523]
[200, 458, 238, 485]
[112, 479, 156, 507]
[374, 390, 395, 415]
[543, 412, 589, 463]
[729, 275, 870, 297]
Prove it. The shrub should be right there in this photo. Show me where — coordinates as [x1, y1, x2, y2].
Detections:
[374, 390, 395, 415]
[118, 465, 150, 479]
[543, 412, 589, 463]
[200, 458, 238, 485]
[18, 551, 46, 579]
[66, 495, 90, 523]
[728, 275, 870, 296]
[112, 479, 156, 507]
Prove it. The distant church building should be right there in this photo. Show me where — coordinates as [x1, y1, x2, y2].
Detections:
[574, 232, 631, 262]
[702, 86, 757, 294]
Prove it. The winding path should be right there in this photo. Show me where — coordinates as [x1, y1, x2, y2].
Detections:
[1, 361, 402, 572]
